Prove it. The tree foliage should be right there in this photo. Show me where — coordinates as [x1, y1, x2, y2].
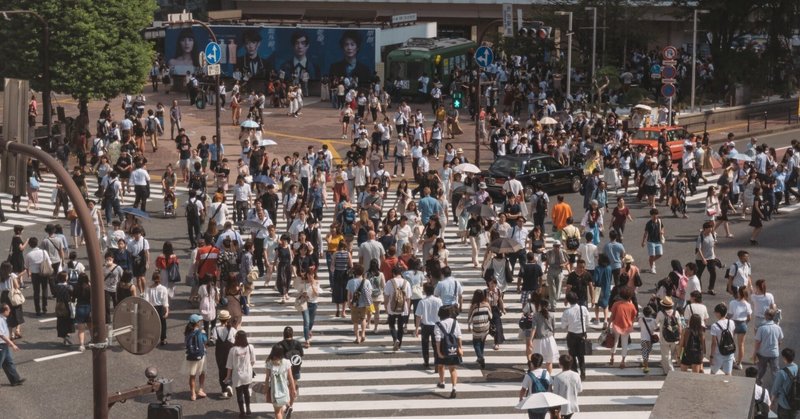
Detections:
[0, 0, 156, 105]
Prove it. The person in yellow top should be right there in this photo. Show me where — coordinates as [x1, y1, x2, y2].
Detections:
[551, 195, 573, 241]
[324, 224, 345, 278]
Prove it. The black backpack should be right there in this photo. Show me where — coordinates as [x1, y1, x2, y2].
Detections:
[754, 387, 770, 419]
[662, 311, 680, 343]
[103, 179, 117, 201]
[535, 193, 547, 214]
[716, 320, 736, 356]
[436, 320, 460, 361]
[186, 199, 199, 222]
[784, 366, 800, 410]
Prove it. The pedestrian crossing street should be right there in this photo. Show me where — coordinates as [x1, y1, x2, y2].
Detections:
[231, 186, 730, 419]
[0, 172, 175, 231]
[5, 170, 795, 417]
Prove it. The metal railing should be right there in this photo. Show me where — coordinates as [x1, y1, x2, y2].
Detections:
[746, 101, 799, 132]
[683, 121, 708, 134]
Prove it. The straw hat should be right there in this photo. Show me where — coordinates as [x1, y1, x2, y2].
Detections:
[218, 310, 231, 321]
[660, 296, 674, 308]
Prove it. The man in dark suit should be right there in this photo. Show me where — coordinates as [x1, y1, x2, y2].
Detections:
[236, 28, 273, 80]
[279, 31, 321, 82]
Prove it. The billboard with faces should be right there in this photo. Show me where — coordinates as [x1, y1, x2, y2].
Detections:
[164, 25, 376, 82]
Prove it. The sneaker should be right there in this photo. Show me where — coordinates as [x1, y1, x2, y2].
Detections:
[734, 362, 743, 370]
[79, 345, 85, 353]
[226, 385, 233, 397]
[651, 265, 657, 274]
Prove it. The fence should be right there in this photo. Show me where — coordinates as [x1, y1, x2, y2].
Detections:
[746, 100, 800, 132]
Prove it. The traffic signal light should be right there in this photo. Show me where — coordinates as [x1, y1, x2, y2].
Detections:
[518, 22, 551, 42]
[452, 92, 463, 109]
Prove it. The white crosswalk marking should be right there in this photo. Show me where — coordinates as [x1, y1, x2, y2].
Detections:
[231, 189, 730, 418]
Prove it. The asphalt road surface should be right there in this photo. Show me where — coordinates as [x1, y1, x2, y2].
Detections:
[0, 128, 798, 418]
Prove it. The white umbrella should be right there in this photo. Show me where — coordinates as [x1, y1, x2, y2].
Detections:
[259, 139, 278, 146]
[241, 120, 260, 129]
[453, 163, 481, 174]
[515, 392, 569, 410]
[633, 104, 653, 112]
[539, 116, 558, 125]
[733, 154, 754, 162]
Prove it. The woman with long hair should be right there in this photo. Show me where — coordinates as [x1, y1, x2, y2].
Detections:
[0, 261, 24, 340]
[728, 286, 752, 370]
[365, 260, 385, 333]
[751, 279, 776, 329]
[296, 269, 321, 348]
[466, 212, 484, 267]
[273, 234, 294, 303]
[155, 241, 180, 298]
[679, 313, 706, 373]
[168, 28, 200, 70]
[54, 271, 74, 346]
[715, 184, 736, 237]
[467, 289, 492, 369]
[609, 286, 638, 369]
[144, 272, 170, 346]
[593, 253, 613, 325]
[264, 345, 297, 419]
[224, 330, 256, 417]
[430, 237, 449, 267]
[531, 300, 559, 374]
[72, 273, 91, 352]
[197, 273, 219, 341]
[705, 185, 721, 222]
[749, 186, 765, 245]
[580, 199, 604, 245]
[396, 179, 412, 214]
[8, 225, 26, 276]
[332, 241, 353, 317]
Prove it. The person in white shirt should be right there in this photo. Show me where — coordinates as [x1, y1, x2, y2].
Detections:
[232, 176, 252, 224]
[126, 226, 150, 293]
[561, 292, 590, 379]
[145, 273, 169, 345]
[684, 262, 702, 298]
[415, 282, 443, 369]
[130, 162, 151, 212]
[23, 237, 52, 316]
[224, 330, 257, 416]
[384, 266, 412, 351]
[684, 291, 710, 328]
[208, 195, 229, 228]
[709, 303, 736, 375]
[552, 355, 583, 418]
[434, 305, 462, 398]
[725, 250, 752, 295]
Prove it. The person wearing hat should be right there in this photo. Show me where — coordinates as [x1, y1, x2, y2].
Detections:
[620, 254, 641, 290]
[214, 310, 238, 398]
[184, 313, 209, 401]
[655, 296, 683, 374]
[543, 240, 569, 309]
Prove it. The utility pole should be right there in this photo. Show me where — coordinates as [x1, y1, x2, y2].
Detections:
[586, 7, 598, 105]
[691, 9, 710, 112]
[555, 11, 573, 100]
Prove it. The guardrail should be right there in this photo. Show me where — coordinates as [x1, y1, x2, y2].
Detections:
[683, 121, 708, 134]
[746, 101, 799, 132]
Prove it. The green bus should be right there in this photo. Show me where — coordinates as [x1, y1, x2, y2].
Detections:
[386, 37, 477, 100]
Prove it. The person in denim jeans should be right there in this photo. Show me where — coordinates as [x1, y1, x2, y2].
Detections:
[23, 237, 51, 316]
[296, 270, 321, 349]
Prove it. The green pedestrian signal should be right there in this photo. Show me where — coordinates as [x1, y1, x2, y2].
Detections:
[452, 92, 463, 109]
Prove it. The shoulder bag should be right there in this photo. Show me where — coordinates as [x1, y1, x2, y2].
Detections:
[579, 304, 593, 355]
[40, 249, 54, 276]
[9, 275, 25, 306]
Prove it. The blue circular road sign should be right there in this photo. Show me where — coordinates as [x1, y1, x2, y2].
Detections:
[204, 42, 221, 65]
[661, 83, 676, 98]
[475, 46, 494, 68]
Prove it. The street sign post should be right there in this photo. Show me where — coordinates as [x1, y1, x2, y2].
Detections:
[475, 46, 494, 68]
[204, 42, 221, 65]
[206, 64, 221, 76]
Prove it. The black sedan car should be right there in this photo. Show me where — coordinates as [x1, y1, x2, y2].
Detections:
[481, 154, 584, 202]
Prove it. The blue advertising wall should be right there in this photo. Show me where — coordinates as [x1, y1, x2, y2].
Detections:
[164, 25, 376, 81]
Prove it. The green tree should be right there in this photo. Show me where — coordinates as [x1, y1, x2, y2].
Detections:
[0, 0, 156, 129]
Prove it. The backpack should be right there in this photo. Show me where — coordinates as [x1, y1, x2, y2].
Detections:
[528, 370, 550, 394]
[185, 331, 204, 361]
[436, 320, 460, 361]
[535, 193, 547, 214]
[91, 138, 102, 155]
[269, 358, 290, 406]
[103, 180, 117, 201]
[145, 117, 157, 134]
[662, 311, 680, 343]
[165, 260, 181, 284]
[754, 386, 770, 419]
[67, 262, 80, 285]
[565, 234, 580, 251]
[391, 278, 407, 312]
[369, 275, 382, 298]
[351, 279, 366, 306]
[716, 320, 736, 356]
[784, 366, 800, 410]
[343, 207, 357, 224]
[186, 199, 199, 222]
[189, 173, 203, 191]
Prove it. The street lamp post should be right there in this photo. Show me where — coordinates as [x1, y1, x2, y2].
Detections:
[168, 17, 222, 161]
[586, 7, 597, 105]
[555, 11, 573, 101]
[1, 10, 51, 143]
[691, 9, 710, 113]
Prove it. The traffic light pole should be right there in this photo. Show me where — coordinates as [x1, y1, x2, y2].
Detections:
[0, 139, 108, 418]
[473, 19, 503, 167]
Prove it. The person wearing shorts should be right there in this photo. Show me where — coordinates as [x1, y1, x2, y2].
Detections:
[641, 208, 664, 274]
[346, 264, 373, 344]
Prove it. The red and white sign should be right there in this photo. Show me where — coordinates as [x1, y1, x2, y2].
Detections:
[662, 46, 678, 60]
[660, 65, 676, 80]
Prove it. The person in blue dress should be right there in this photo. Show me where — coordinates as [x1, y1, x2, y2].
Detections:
[593, 253, 613, 326]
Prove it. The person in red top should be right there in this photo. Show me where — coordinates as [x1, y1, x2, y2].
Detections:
[609, 286, 638, 368]
[611, 196, 634, 242]
[155, 241, 180, 298]
[380, 246, 406, 282]
[550, 195, 573, 241]
[195, 234, 220, 285]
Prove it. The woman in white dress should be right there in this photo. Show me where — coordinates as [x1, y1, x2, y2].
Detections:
[531, 300, 559, 374]
[225, 330, 256, 417]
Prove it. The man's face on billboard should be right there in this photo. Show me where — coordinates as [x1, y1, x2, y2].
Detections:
[245, 39, 260, 58]
[294, 36, 309, 59]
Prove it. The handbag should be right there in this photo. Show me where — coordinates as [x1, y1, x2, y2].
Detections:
[69, 301, 77, 319]
[598, 327, 616, 349]
[40, 251, 54, 276]
[705, 208, 718, 217]
[9, 287, 25, 306]
[518, 302, 534, 330]
[294, 294, 308, 312]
